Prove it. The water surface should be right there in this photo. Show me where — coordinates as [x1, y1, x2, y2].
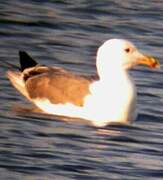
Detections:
[0, 1, 163, 179]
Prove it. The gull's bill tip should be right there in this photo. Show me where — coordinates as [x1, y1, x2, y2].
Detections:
[137, 55, 160, 69]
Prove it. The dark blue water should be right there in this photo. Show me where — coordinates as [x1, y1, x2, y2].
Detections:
[0, 1, 163, 179]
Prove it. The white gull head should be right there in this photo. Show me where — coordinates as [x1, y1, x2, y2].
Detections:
[96, 39, 158, 80]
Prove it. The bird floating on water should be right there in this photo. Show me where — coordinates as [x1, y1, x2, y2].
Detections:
[7, 39, 160, 127]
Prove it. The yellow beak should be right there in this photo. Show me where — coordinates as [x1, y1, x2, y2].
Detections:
[137, 55, 160, 68]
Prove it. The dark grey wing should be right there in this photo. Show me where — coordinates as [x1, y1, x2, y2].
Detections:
[24, 67, 93, 106]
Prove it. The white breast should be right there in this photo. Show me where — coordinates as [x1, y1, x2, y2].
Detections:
[83, 71, 137, 126]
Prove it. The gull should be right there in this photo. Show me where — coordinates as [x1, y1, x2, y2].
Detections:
[7, 39, 160, 127]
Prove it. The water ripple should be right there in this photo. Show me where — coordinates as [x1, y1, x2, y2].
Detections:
[0, 0, 163, 179]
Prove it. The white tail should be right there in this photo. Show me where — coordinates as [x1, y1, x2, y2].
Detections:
[7, 71, 30, 99]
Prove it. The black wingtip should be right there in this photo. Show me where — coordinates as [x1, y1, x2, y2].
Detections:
[19, 51, 38, 72]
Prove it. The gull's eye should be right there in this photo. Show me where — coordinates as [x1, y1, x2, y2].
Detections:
[125, 48, 130, 53]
